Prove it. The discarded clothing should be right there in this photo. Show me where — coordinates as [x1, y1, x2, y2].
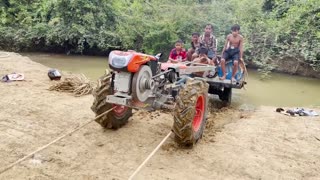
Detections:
[292, 108, 318, 116]
[276, 107, 318, 116]
[1, 73, 24, 82]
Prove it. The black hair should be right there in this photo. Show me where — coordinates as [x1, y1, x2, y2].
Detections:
[192, 32, 200, 37]
[205, 23, 214, 30]
[175, 39, 184, 44]
[231, 24, 240, 31]
[199, 47, 208, 55]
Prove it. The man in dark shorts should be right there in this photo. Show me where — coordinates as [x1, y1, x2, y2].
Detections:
[220, 24, 244, 81]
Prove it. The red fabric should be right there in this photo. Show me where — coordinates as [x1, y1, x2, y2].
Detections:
[169, 48, 187, 61]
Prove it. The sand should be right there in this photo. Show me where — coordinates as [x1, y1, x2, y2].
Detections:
[0, 51, 319, 180]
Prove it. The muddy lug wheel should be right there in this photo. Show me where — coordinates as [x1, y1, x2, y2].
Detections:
[91, 72, 132, 129]
[172, 78, 209, 146]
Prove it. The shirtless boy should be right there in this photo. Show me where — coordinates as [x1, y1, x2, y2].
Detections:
[220, 24, 244, 81]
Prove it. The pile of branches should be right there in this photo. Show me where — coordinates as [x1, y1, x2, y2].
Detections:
[49, 74, 95, 97]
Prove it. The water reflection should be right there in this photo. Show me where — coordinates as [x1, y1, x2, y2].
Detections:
[23, 52, 320, 107]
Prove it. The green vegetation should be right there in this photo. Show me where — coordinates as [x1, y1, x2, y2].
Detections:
[0, 0, 319, 74]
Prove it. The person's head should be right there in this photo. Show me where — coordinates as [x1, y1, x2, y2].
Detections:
[191, 32, 200, 42]
[175, 40, 184, 50]
[204, 24, 213, 35]
[231, 24, 240, 37]
[198, 47, 208, 58]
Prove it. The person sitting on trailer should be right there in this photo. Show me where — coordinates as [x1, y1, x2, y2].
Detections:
[191, 47, 214, 77]
[194, 24, 217, 60]
[220, 24, 244, 82]
[168, 40, 187, 63]
[187, 32, 201, 61]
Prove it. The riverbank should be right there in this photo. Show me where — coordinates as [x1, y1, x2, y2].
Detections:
[0, 51, 319, 179]
[18, 50, 320, 79]
[246, 57, 320, 79]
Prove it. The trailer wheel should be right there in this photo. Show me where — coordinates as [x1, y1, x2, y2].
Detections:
[219, 87, 232, 105]
[91, 72, 132, 129]
[172, 78, 209, 146]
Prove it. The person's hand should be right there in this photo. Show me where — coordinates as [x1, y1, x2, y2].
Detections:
[200, 57, 207, 62]
[170, 60, 178, 64]
[192, 53, 198, 58]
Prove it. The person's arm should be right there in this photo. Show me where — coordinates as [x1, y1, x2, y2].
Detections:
[191, 42, 195, 50]
[182, 49, 187, 61]
[221, 35, 230, 55]
[197, 55, 209, 64]
[239, 36, 244, 60]
[212, 36, 217, 53]
[168, 49, 175, 62]
[192, 57, 201, 64]
[208, 57, 214, 65]
[203, 56, 214, 65]
[192, 47, 199, 58]
[192, 59, 198, 63]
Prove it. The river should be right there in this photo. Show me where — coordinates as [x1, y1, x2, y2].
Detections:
[22, 52, 320, 107]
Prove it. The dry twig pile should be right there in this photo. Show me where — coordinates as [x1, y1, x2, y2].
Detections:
[49, 74, 95, 97]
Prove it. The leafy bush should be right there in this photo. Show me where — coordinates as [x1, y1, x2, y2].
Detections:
[0, 0, 319, 73]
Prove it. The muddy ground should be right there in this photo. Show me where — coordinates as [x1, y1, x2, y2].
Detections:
[0, 52, 320, 180]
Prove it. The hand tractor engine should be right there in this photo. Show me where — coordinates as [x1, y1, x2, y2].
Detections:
[91, 50, 215, 146]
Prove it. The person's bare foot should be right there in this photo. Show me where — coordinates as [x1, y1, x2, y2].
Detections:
[231, 77, 237, 83]
[219, 75, 226, 80]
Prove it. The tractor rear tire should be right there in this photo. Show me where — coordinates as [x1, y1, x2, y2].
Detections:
[91, 73, 132, 129]
[219, 87, 232, 105]
[172, 78, 209, 146]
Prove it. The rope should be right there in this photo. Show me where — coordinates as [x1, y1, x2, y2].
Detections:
[240, 59, 249, 82]
[0, 107, 115, 175]
[128, 131, 172, 180]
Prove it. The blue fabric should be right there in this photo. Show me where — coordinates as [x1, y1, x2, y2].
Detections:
[217, 61, 243, 81]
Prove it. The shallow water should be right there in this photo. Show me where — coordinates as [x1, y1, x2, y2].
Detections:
[23, 52, 320, 107]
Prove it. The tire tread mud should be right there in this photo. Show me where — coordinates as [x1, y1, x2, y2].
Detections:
[172, 78, 209, 146]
